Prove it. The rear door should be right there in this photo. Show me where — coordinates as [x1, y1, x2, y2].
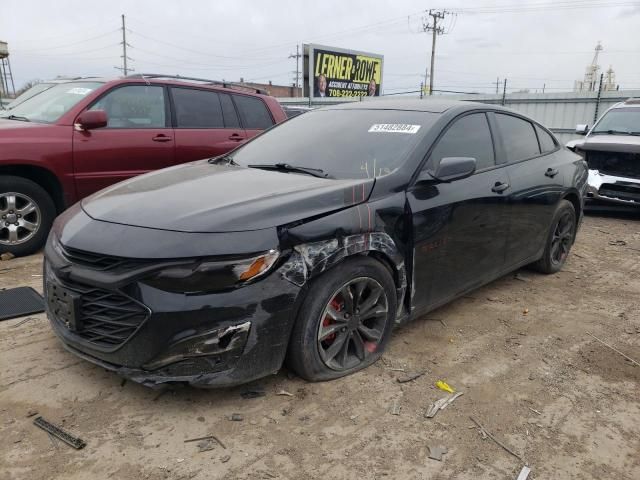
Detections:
[170, 87, 247, 163]
[72, 84, 175, 198]
[493, 113, 565, 267]
[408, 112, 511, 311]
[231, 93, 276, 140]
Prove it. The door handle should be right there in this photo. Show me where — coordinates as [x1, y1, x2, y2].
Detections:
[491, 182, 510, 193]
[152, 134, 172, 142]
[545, 167, 559, 178]
[228, 133, 244, 141]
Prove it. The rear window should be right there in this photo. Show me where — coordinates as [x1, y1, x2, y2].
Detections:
[495, 113, 540, 161]
[535, 125, 557, 153]
[233, 95, 274, 129]
[172, 87, 224, 128]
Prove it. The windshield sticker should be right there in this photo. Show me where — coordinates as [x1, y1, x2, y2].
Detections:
[368, 124, 421, 134]
[66, 87, 93, 95]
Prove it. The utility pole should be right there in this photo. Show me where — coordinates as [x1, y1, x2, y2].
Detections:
[423, 10, 448, 96]
[289, 45, 301, 97]
[495, 77, 500, 95]
[117, 14, 133, 75]
[501, 78, 507, 106]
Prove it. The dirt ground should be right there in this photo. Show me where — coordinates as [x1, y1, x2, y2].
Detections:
[1, 213, 639, 480]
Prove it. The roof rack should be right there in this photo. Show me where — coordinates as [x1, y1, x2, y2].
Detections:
[125, 73, 268, 95]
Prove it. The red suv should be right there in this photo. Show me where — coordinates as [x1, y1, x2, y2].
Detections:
[0, 74, 287, 256]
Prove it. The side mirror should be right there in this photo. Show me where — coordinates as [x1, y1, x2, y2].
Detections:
[424, 157, 477, 183]
[75, 110, 108, 131]
[575, 124, 589, 135]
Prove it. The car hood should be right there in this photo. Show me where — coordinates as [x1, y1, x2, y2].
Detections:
[578, 134, 640, 153]
[82, 160, 375, 233]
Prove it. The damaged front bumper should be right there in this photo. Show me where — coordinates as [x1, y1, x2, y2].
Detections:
[586, 169, 640, 207]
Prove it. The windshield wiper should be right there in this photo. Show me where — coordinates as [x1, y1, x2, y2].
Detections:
[247, 163, 332, 179]
[1, 114, 30, 122]
[591, 129, 640, 136]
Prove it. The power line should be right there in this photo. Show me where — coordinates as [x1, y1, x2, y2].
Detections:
[423, 9, 451, 96]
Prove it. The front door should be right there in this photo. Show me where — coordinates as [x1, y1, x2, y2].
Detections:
[408, 112, 511, 312]
[72, 84, 175, 198]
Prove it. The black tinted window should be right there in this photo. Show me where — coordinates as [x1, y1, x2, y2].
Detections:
[535, 125, 556, 153]
[496, 114, 540, 161]
[90, 85, 165, 128]
[219, 93, 240, 128]
[172, 88, 224, 128]
[429, 113, 495, 170]
[233, 95, 273, 129]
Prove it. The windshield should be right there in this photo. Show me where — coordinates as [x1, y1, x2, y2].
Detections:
[7, 83, 55, 109]
[592, 107, 640, 134]
[232, 109, 437, 179]
[1, 81, 103, 123]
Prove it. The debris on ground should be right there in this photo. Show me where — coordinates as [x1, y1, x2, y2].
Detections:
[470, 416, 523, 462]
[390, 398, 401, 415]
[586, 332, 640, 367]
[33, 416, 86, 450]
[197, 439, 217, 453]
[241, 387, 266, 399]
[11, 316, 36, 328]
[230, 413, 244, 422]
[220, 454, 231, 463]
[516, 465, 532, 480]
[397, 371, 427, 383]
[528, 407, 542, 416]
[435, 380, 455, 393]
[184, 434, 226, 449]
[523, 308, 529, 316]
[276, 390, 294, 397]
[0, 252, 15, 261]
[26, 409, 38, 418]
[425, 392, 464, 418]
[609, 239, 627, 246]
[514, 273, 530, 282]
[427, 445, 448, 461]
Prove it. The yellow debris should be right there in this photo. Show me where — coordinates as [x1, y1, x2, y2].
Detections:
[435, 380, 455, 393]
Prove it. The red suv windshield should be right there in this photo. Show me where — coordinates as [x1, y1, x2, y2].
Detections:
[1, 81, 103, 123]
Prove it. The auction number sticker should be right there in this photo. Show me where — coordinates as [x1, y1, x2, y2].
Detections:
[66, 87, 93, 95]
[368, 124, 421, 134]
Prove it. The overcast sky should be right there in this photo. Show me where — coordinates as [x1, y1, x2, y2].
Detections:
[2, 0, 639, 95]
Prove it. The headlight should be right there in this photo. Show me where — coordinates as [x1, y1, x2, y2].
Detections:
[142, 250, 280, 294]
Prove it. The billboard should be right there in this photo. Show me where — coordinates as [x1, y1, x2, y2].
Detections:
[304, 44, 383, 99]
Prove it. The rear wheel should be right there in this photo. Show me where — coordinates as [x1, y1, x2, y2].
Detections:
[531, 199, 576, 274]
[0, 176, 56, 257]
[287, 257, 397, 381]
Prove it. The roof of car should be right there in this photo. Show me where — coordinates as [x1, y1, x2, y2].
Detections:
[326, 98, 501, 114]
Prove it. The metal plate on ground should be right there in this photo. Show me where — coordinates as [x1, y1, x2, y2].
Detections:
[0, 286, 44, 321]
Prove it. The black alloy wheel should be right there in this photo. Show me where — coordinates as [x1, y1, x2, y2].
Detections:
[532, 199, 577, 274]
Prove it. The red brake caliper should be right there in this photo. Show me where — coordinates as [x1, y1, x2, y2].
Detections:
[322, 297, 342, 345]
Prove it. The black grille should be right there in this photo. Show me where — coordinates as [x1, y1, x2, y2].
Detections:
[586, 151, 640, 179]
[51, 278, 149, 349]
[60, 245, 149, 272]
[599, 183, 640, 203]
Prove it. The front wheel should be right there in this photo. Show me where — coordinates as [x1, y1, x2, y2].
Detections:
[286, 257, 397, 382]
[531, 199, 577, 274]
[0, 176, 56, 257]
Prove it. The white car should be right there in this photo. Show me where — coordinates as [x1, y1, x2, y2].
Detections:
[567, 98, 640, 208]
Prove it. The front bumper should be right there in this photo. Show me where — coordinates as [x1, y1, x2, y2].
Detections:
[44, 237, 302, 388]
[586, 169, 640, 207]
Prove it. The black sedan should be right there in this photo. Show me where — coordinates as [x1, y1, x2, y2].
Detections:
[44, 99, 588, 388]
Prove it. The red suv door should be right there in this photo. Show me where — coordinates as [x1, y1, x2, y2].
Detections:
[170, 87, 247, 162]
[72, 84, 175, 198]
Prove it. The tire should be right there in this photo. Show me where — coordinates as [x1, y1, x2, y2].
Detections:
[531, 199, 577, 274]
[0, 176, 56, 257]
[286, 256, 397, 382]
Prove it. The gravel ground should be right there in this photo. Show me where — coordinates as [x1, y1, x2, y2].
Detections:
[1, 213, 639, 480]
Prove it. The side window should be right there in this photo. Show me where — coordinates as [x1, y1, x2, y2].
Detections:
[219, 93, 240, 128]
[495, 114, 540, 161]
[172, 88, 224, 128]
[233, 95, 274, 129]
[535, 124, 557, 153]
[90, 85, 165, 128]
[428, 113, 495, 171]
